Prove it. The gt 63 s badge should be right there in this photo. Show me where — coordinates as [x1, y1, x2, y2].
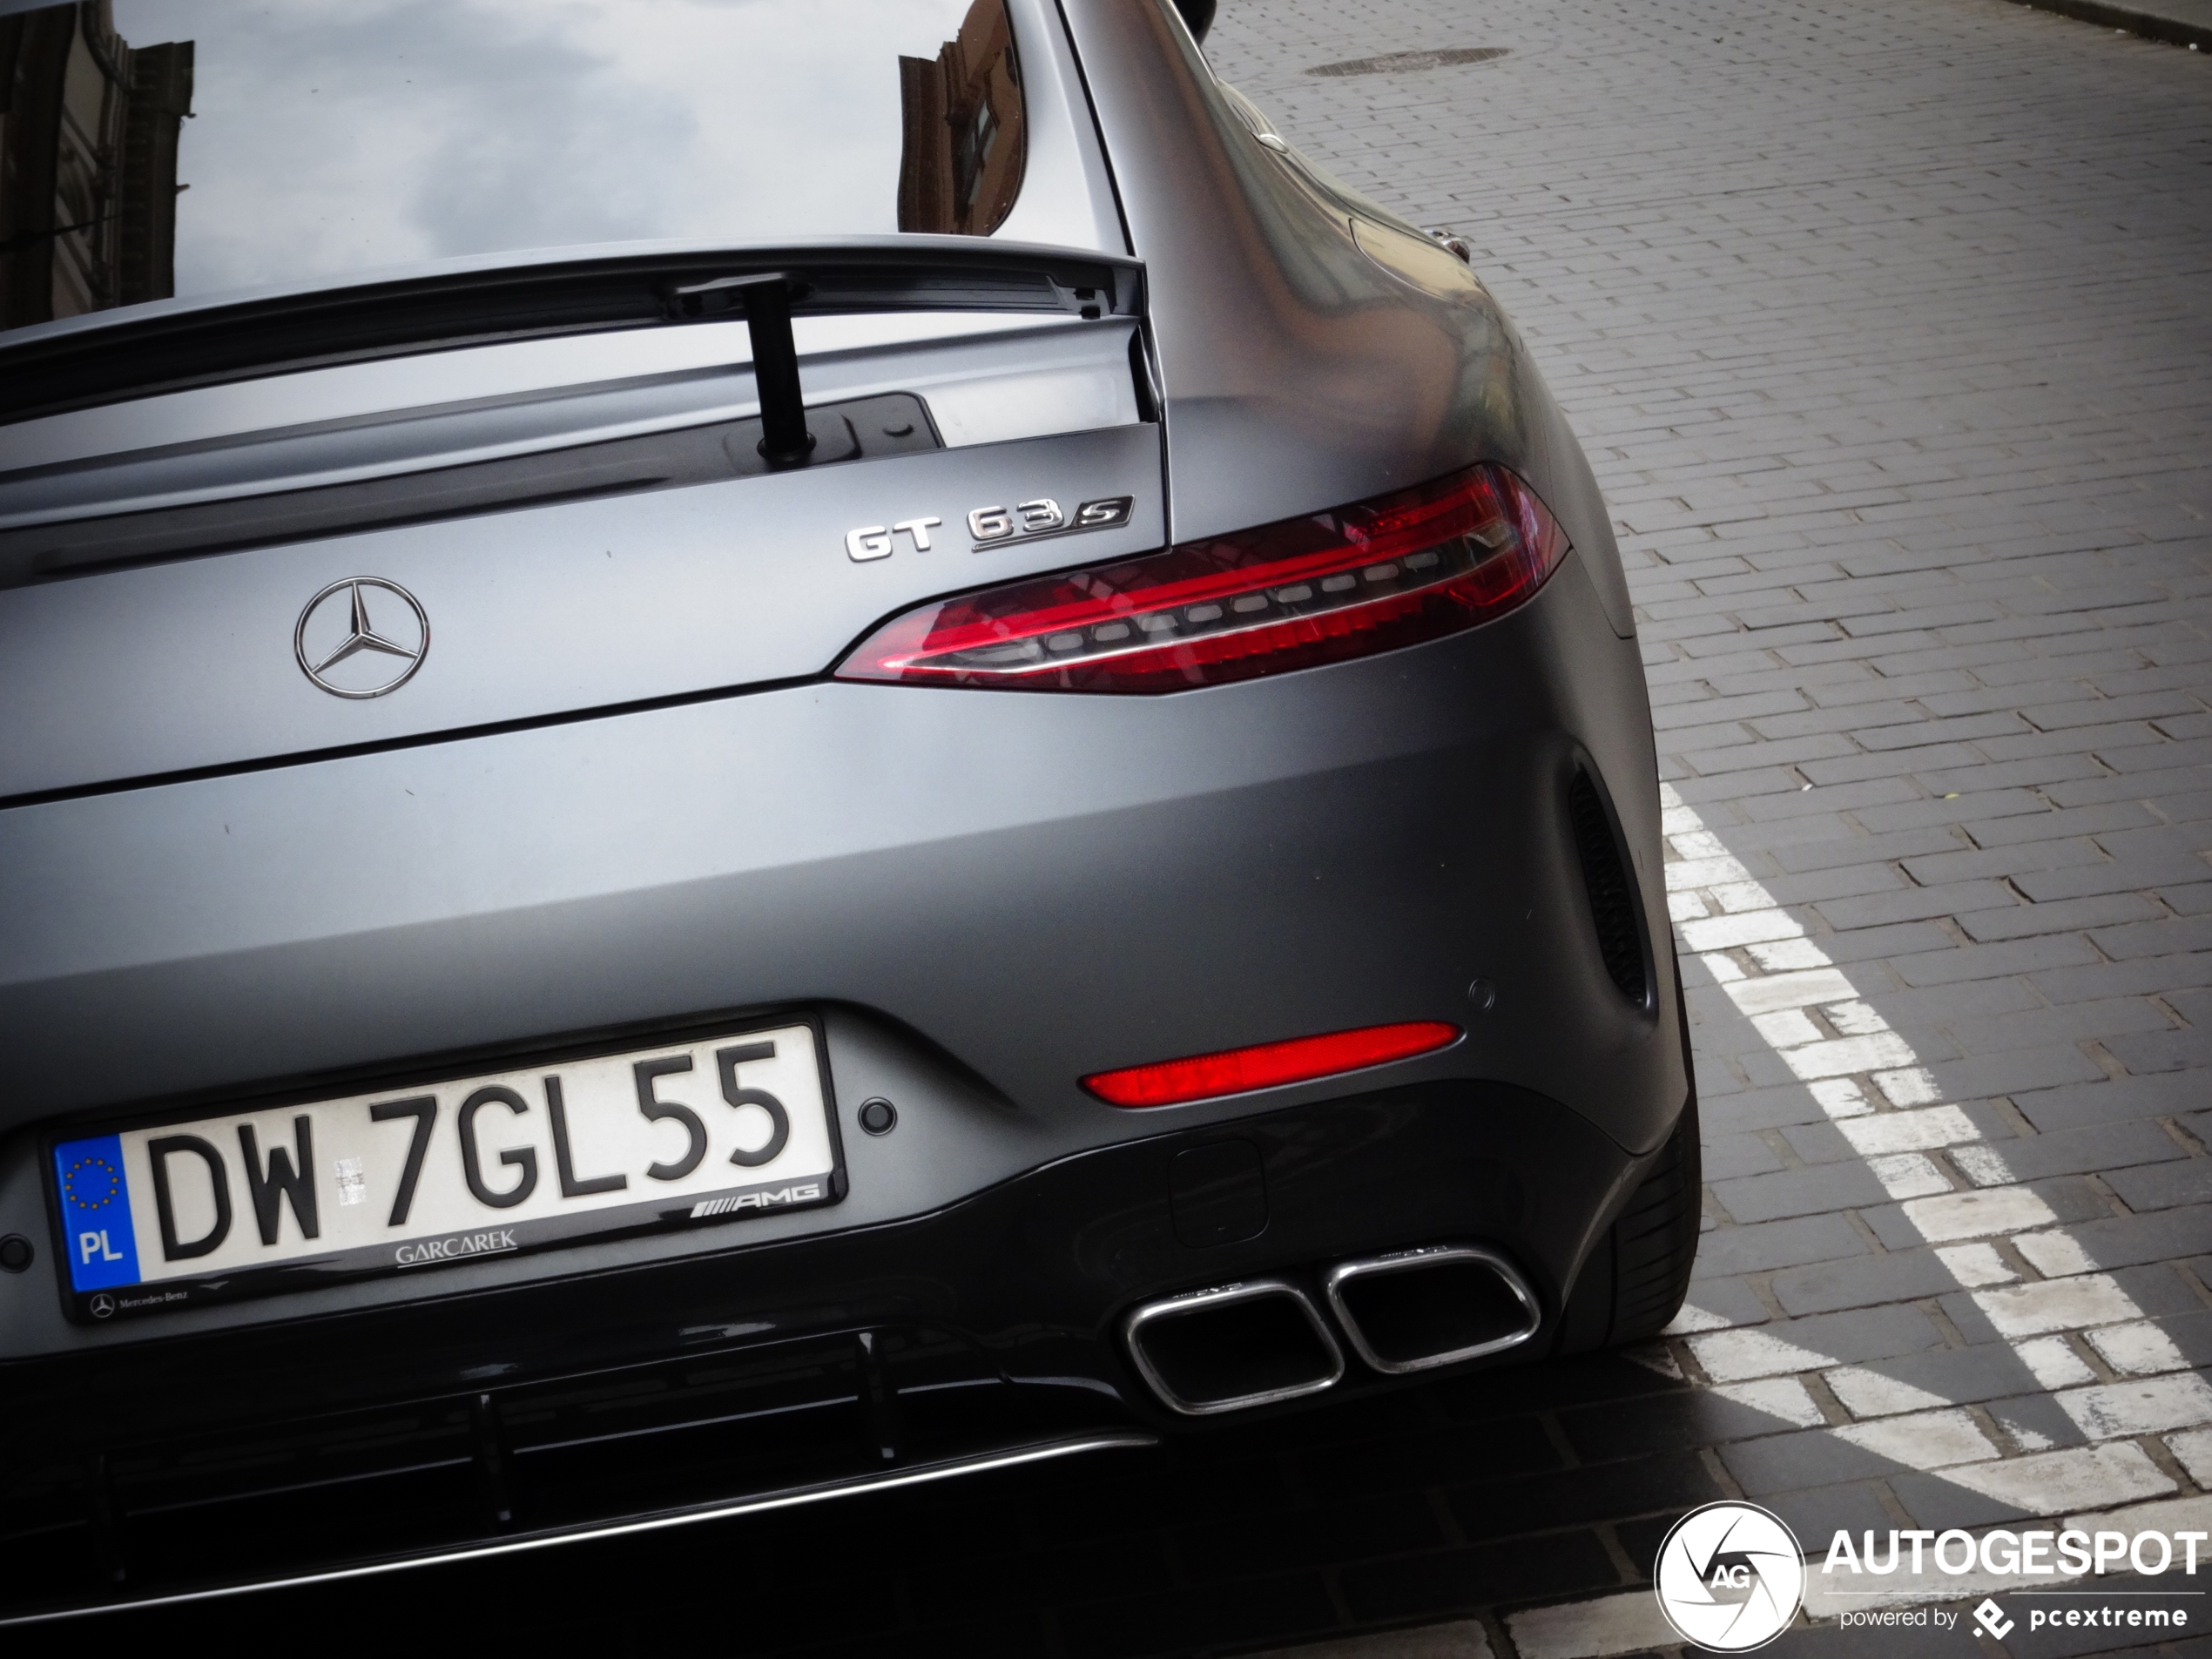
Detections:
[846, 496, 1132, 561]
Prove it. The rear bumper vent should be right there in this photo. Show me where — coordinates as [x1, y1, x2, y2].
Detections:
[1568, 766, 1649, 1005]
[0, 1326, 1124, 1623]
[1122, 1279, 1345, 1416]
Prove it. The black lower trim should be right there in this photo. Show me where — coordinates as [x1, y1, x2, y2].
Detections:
[1, 1430, 1155, 1627]
[0, 1081, 1635, 1619]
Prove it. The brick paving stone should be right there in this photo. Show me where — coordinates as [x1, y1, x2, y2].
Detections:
[1951, 1118, 2195, 1185]
[1699, 1130, 1790, 1180]
[2014, 1073, 2207, 1132]
[1690, 1212, 1871, 1277]
[1886, 1455, 2177, 1534]
[2102, 1159, 2212, 1213]
[1673, 1273, 1774, 1329]
[1444, 1451, 1726, 1541]
[1887, 934, 2109, 988]
[1777, 1120, 1887, 1168]
[1942, 1264, 2211, 1345]
[1946, 1000, 2168, 1053]
[1767, 1249, 1974, 1318]
[1554, 1386, 1821, 1462]
[1828, 1344, 2060, 1413]
[2106, 1022, 2212, 1073]
[1338, 1533, 1621, 1624]
[1059, 1575, 1343, 1659]
[2019, 1209, 2212, 1274]
[1912, 1044, 2114, 1101]
[1173, 1494, 1449, 1582]
[1858, 1184, 2113, 1253]
[1720, 1420, 1991, 1499]
[1432, 1352, 1686, 1424]
[1985, 1390, 2096, 1453]
[1708, 1162, 1900, 1225]
[1689, 1306, 1956, 1379]
[1956, 894, 2172, 943]
[1298, 1421, 1561, 1502]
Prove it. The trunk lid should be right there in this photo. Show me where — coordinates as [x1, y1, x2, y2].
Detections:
[0, 280, 1162, 801]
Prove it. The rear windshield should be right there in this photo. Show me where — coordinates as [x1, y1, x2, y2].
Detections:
[0, 0, 1036, 337]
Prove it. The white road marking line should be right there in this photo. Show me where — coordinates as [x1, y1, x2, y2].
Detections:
[1712, 1376, 1828, 1426]
[2168, 1429, 2212, 1485]
[1905, 1186, 2059, 1242]
[1640, 781, 2210, 1630]
[1681, 1325, 1840, 1383]
[1943, 1441, 2177, 1513]
[1283, 787, 2202, 1659]
[1505, 1592, 1676, 1659]
[1824, 1366, 1953, 1417]
[1661, 782, 2192, 1400]
[2091, 1321, 2195, 1376]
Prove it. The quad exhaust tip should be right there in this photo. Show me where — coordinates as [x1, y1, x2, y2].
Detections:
[1123, 1244, 1542, 1415]
[1325, 1244, 1541, 1374]
[1123, 1278, 1345, 1417]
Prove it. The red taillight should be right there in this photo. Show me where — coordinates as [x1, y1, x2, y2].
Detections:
[1082, 1022, 1461, 1109]
[834, 462, 1568, 692]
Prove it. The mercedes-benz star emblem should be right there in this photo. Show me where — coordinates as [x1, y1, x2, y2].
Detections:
[89, 1292, 115, 1319]
[295, 577, 429, 698]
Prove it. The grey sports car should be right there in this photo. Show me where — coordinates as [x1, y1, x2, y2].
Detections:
[0, 0, 1695, 1622]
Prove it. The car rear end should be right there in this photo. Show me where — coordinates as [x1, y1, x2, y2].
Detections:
[0, 0, 1686, 1622]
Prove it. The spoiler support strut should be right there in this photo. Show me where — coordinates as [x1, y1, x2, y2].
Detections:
[671, 270, 815, 468]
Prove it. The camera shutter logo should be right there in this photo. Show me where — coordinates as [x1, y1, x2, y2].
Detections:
[1654, 1501, 1805, 1651]
[295, 577, 429, 698]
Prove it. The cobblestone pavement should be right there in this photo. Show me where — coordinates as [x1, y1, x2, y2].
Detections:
[71, 0, 2209, 1656]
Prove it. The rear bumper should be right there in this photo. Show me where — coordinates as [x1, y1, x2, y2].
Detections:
[0, 1081, 1658, 1622]
[0, 543, 1678, 1359]
[0, 531, 1683, 1616]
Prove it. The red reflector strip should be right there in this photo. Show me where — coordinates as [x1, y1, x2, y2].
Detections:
[834, 462, 1568, 693]
[1082, 1021, 1461, 1109]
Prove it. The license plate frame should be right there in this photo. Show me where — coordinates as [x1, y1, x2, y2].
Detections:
[45, 1013, 843, 1325]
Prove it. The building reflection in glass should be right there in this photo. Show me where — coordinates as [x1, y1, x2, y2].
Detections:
[896, 0, 1026, 237]
[0, 1, 193, 328]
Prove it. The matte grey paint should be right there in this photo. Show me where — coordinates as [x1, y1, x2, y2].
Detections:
[0, 0, 1680, 1359]
[0, 563, 1664, 1357]
[1064, 2, 1584, 538]
[1, 418, 1161, 797]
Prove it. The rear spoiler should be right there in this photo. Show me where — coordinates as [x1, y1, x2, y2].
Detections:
[0, 238, 1143, 427]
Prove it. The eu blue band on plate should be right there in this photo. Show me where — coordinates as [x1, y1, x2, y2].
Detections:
[53, 1135, 141, 1291]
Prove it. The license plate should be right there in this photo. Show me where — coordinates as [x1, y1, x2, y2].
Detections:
[50, 1020, 840, 1322]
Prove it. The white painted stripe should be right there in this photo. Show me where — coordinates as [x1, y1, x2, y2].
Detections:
[1507, 1591, 1676, 1659]
[1656, 781, 2185, 1394]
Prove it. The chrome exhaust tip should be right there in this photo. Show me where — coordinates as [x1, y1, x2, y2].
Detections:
[1324, 1244, 1541, 1374]
[1122, 1278, 1345, 1416]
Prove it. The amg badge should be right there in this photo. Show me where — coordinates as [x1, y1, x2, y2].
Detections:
[846, 496, 1133, 562]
